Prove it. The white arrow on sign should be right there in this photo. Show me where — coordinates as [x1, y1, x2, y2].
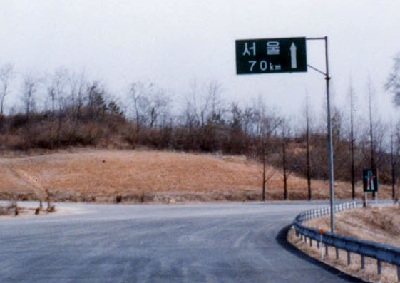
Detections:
[290, 43, 297, 69]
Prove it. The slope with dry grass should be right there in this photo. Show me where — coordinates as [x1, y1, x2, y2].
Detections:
[0, 149, 394, 203]
[306, 206, 400, 247]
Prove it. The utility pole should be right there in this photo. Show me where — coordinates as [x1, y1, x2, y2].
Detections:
[235, 36, 333, 230]
[307, 36, 334, 233]
[305, 95, 312, 201]
[325, 37, 335, 233]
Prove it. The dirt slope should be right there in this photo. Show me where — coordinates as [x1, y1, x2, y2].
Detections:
[0, 149, 394, 203]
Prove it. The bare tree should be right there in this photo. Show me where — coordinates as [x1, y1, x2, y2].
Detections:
[87, 81, 108, 121]
[129, 81, 151, 133]
[129, 82, 171, 129]
[22, 74, 39, 117]
[184, 80, 223, 127]
[347, 79, 357, 199]
[207, 81, 223, 124]
[257, 104, 283, 201]
[390, 122, 400, 200]
[279, 119, 298, 200]
[46, 68, 70, 148]
[183, 88, 197, 130]
[147, 87, 171, 128]
[197, 81, 211, 127]
[242, 106, 253, 135]
[367, 79, 377, 199]
[302, 94, 313, 200]
[69, 71, 88, 122]
[47, 68, 69, 113]
[181, 80, 224, 152]
[385, 54, 400, 106]
[0, 63, 14, 115]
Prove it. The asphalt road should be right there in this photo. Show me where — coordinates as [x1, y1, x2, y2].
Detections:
[0, 202, 362, 283]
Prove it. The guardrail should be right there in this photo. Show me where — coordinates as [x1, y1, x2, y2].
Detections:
[292, 201, 400, 280]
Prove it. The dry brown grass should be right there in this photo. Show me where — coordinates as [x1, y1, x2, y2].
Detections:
[289, 206, 400, 283]
[307, 206, 400, 247]
[0, 149, 395, 203]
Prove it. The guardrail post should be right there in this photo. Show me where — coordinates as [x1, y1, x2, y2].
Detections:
[361, 255, 365, 269]
[292, 201, 400, 278]
[377, 259, 382, 275]
[319, 234, 323, 259]
[397, 265, 400, 281]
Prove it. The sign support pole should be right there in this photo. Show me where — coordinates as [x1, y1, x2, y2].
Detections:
[235, 36, 334, 232]
[307, 36, 335, 233]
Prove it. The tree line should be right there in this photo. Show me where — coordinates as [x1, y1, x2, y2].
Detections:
[0, 54, 399, 200]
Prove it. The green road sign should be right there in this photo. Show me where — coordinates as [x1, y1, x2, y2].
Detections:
[363, 169, 379, 193]
[235, 37, 307, 75]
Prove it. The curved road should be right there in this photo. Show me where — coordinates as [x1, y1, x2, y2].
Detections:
[0, 202, 362, 282]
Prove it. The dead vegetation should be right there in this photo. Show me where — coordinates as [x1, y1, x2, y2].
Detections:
[0, 202, 18, 216]
[306, 206, 400, 247]
[289, 206, 400, 283]
[0, 149, 395, 203]
[0, 201, 56, 217]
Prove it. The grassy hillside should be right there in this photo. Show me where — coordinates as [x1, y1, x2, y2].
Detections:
[0, 149, 394, 203]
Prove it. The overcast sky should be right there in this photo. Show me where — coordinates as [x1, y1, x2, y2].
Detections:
[1, 0, 399, 123]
